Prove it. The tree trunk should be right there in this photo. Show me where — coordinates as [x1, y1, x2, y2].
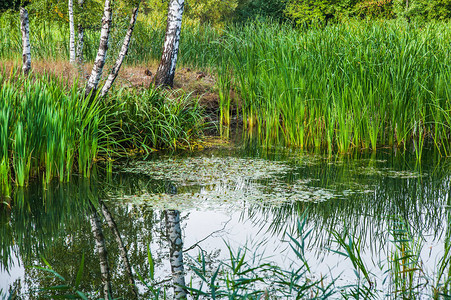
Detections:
[99, 200, 138, 298]
[154, 0, 185, 88]
[68, 0, 76, 63]
[86, 0, 112, 96]
[77, 0, 85, 64]
[89, 204, 113, 300]
[165, 210, 187, 299]
[20, 7, 31, 75]
[100, 2, 140, 98]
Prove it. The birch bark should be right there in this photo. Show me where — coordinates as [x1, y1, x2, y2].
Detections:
[68, 0, 76, 63]
[77, 0, 85, 64]
[20, 7, 31, 75]
[154, 0, 185, 87]
[165, 209, 187, 299]
[100, 2, 140, 98]
[86, 0, 112, 96]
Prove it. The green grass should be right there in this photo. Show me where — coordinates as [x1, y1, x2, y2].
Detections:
[108, 86, 206, 153]
[0, 12, 221, 68]
[0, 70, 205, 195]
[0, 70, 110, 190]
[216, 20, 451, 157]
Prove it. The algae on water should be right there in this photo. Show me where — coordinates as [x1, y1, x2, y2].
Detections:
[113, 155, 390, 210]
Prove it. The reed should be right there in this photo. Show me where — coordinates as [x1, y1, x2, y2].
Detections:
[388, 216, 426, 299]
[4, 10, 451, 158]
[0, 12, 221, 68]
[107, 87, 205, 153]
[216, 20, 451, 157]
[0, 71, 108, 189]
[0, 70, 205, 194]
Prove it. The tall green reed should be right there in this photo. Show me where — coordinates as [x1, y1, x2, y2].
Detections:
[388, 215, 426, 299]
[0, 71, 109, 190]
[217, 20, 451, 158]
[108, 87, 205, 153]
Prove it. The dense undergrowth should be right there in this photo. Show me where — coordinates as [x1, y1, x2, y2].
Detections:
[0, 70, 204, 195]
[0, 14, 221, 69]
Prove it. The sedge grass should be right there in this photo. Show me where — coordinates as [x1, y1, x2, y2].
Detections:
[216, 20, 451, 157]
[0, 12, 221, 69]
[0, 71, 110, 189]
[0, 70, 205, 195]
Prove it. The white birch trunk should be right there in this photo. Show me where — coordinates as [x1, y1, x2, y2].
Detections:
[100, 3, 140, 98]
[20, 7, 31, 75]
[154, 0, 184, 87]
[68, 0, 76, 63]
[86, 0, 112, 96]
[89, 206, 113, 300]
[165, 210, 187, 299]
[77, 0, 85, 64]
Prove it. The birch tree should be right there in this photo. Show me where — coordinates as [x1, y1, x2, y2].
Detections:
[68, 0, 76, 63]
[154, 0, 185, 88]
[100, 1, 140, 97]
[86, 0, 112, 96]
[20, 6, 31, 75]
[77, 0, 85, 64]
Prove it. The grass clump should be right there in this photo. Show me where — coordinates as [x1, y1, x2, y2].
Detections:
[0, 70, 206, 195]
[217, 21, 451, 156]
[0, 70, 109, 191]
[108, 87, 205, 153]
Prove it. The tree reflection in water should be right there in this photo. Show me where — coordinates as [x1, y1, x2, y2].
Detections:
[165, 209, 187, 299]
[88, 200, 113, 299]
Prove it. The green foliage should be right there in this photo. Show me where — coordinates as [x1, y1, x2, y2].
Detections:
[0, 70, 111, 189]
[354, 0, 394, 19]
[25, 0, 103, 26]
[393, 0, 451, 21]
[234, 0, 289, 22]
[185, 0, 238, 25]
[285, 0, 344, 24]
[108, 87, 205, 152]
[285, 0, 366, 24]
[0, 70, 205, 194]
[285, 0, 451, 23]
[0, 0, 19, 11]
[143, 0, 238, 27]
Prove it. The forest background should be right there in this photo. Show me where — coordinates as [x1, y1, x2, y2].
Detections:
[1, 0, 450, 28]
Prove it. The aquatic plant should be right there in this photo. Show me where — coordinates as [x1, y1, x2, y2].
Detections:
[33, 256, 89, 299]
[217, 20, 451, 157]
[109, 87, 205, 152]
[0, 70, 205, 194]
[0, 71, 107, 189]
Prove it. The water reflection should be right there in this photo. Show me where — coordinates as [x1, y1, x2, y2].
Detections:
[88, 200, 113, 299]
[0, 149, 450, 297]
[165, 210, 187, 299]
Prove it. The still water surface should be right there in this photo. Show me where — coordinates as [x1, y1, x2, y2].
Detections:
[0, 144, 450, 298]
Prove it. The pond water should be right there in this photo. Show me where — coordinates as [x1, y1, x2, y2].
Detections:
[1, 142, 451, 299]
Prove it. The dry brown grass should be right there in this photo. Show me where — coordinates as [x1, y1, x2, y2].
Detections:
[0, 58, 219, 109]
